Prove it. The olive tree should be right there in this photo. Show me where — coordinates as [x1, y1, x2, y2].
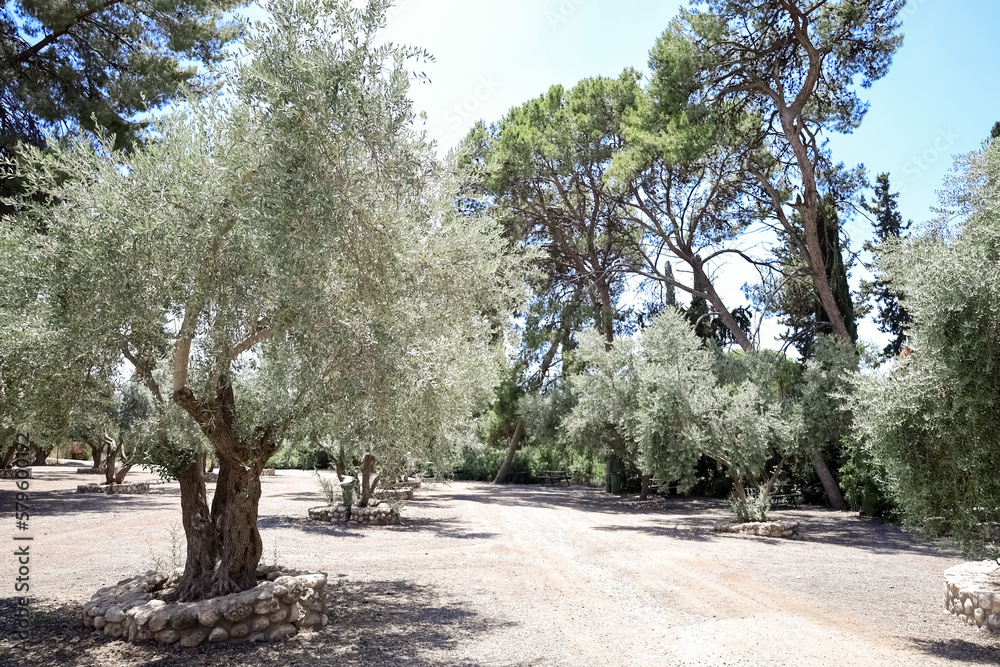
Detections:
[853, 138, 1000, 554]
[5, 0, 517, 600]
[566, 309, 800, 511]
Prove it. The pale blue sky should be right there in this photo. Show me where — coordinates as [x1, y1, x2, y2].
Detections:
[380, 0, 1000, 351]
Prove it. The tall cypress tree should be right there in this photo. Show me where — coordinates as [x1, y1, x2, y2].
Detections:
[866, 173, 912, 358]
[816, 194, 858, 344]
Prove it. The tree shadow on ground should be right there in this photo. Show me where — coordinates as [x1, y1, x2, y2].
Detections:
[790, 511, 960, 558]
[907, 637, 1000, 663]
[590, 523, 713, 542]
[0, 485, 181, 520]
[0, 579, 517, 667]
[396, 517, 499, 540]
[257, 514, 498, 541]
[443, 485, 633, 516]
[441, 483, 961, 558]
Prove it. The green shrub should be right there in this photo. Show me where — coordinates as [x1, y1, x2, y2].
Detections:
[728, 486, 772, 523]
[839, 435, 898, 519]
[268, 441, 330, 469]
[451, 445, 506, 481]
[316, 471, 341, 506]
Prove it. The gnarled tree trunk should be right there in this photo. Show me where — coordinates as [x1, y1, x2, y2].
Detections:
[174, 459, 218, 602]
[173, 378, 280, 601]
[357, 453, 378, 507]
[208, 455, 266, 596]
[89, 440, 105, 470]
[29, 441, 47, 466]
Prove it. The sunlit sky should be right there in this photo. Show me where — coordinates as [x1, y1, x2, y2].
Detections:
[373, 1, 1000, 351]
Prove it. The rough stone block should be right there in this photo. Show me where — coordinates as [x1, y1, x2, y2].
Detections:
[104, 606, 125, 624]
[148, 611, 170, 633]
[267, 623, 297, 641]
[154, 629, 179, 644]
[198, 606, 221, 627]
[170, 607, 198, 630]
[223, 603, 252, 623]
[180, 630, 207, 647]
[255, 597, 280, 615]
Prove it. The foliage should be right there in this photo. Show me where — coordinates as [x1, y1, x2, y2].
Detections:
[2, 0, 520, 599]
[268, 441, 330, 470]
[315, 471, 342, 506]
[0, 0, 245, 150]
[728, 486, 772, 524]
[749, 196, 860, 358]
[853, 138, 1000, 556]
[839, 434, 897, 518]
[468, 71, 642, 345]
[863, 173, 912, 359]
[655, 0, 904, 344]
[451, 444, 509, 482]
[566, 309, 799, 508]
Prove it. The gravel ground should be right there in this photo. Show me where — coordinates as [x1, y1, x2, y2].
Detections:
[1, 465, 999, 666]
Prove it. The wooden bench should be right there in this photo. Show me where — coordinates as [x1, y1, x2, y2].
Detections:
[539, 470, 571, 486]
[771, 490, 803, 507]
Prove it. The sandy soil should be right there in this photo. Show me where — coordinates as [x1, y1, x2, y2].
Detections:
[0, 465, 998, 666]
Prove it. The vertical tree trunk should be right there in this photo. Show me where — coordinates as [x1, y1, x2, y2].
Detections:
[89, 442, 104, 470]
[493, 420, 524, 484]
[639, 474, 651, 500]
[104, 441, 117, 486]
[175, 461, 218, 602]
[595, 279, 615, 349]
[29, 442, 47, 466]
[209, 455, 265, 596]
[357, 453, 377, 507]
[0, 442, 15, 468]
[811, 450, 847, 511]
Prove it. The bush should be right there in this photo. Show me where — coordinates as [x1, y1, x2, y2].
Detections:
[315, 471, 342, 506]
[728, 486, 772, 523]
[839, 435, 898, 519]
[268, 441, 330, 469]
[451, 445, 506, 481]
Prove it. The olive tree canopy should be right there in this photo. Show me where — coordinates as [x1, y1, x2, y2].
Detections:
[2, 0, 520, 600]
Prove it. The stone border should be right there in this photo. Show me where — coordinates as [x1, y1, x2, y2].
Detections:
[204, 472, 218, 483]
[77, 482, 150, 494]
[0, 468, 31, 479]
[945, 561, 1000, 631]
[373, 488, 414, 501]
[396, 478, 422, 490]
[83, 567, 327, 646]
[76, 467, 106, 474]
[262, 468, 276, 476]
[714, 520, 799, 539]
[308, 504, 400, 526]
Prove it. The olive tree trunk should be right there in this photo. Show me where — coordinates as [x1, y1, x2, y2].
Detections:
[173, 382, 279, 601]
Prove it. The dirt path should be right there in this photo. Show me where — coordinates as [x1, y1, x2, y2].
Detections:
[1, 467, 998, 666]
